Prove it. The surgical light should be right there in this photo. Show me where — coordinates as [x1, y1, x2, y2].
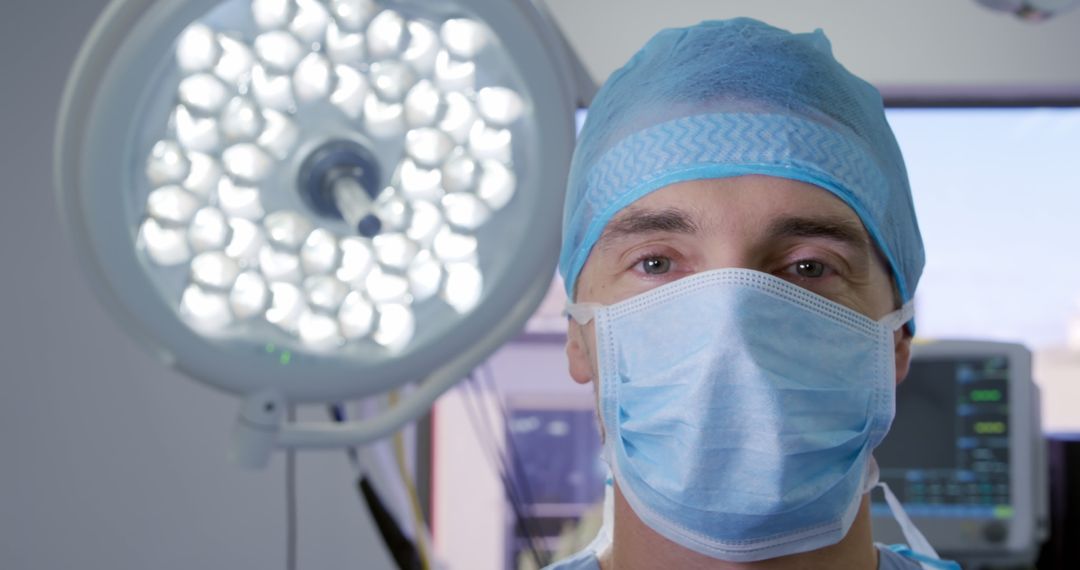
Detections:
[56, 0, 591, 467]
[974, 0, 1080, 20]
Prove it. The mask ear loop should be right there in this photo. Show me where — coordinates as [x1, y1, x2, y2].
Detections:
[880, 301, 916, 332]
[876, 482, 965, 570]
[878, 301, 959, 570]
[565, 302, 601, 325]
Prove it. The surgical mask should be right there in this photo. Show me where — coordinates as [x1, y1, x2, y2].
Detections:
[566, 268, 913, 562]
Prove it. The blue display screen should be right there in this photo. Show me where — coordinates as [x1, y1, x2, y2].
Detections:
[873, 356, 1012, 520]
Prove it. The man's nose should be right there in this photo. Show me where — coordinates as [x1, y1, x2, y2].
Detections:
[701, 246, 762, 274]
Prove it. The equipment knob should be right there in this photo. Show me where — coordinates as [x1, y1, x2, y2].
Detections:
[982, 520, 1008, 544]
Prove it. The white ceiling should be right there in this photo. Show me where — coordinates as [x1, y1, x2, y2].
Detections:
[543, 0, 1080, 99]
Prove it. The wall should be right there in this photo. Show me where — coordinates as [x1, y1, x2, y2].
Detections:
[0, 1, 395, 569]
[1, 1, 1078, 569]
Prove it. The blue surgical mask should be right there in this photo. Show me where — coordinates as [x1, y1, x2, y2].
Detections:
[566, 268, 913, 562]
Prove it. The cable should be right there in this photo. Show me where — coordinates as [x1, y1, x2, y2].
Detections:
[357, 477, 424, 570]
[475, 365, 549, 566]
[286, 405, 298, 570]
[328, 403, 361, 466]
[480, 363, 542, 511]
[458, 374, 548, 568]
[389, 391, 433, 570]
[462, 376, 547, 568]
[328, 403, 424, 570]
[476, 372, 550, 568]
[463, 372, 540, 516]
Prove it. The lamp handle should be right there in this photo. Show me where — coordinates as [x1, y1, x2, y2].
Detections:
[231, 346, 475, 468]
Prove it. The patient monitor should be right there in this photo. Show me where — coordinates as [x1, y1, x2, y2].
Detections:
[872, 340, 1049, 567]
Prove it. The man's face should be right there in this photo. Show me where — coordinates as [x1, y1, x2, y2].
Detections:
[566, 175, 911, 390]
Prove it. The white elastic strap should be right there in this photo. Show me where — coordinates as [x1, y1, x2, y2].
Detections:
[878, 482, 940, 570]
[600, 477, 614, 545]
[880, 301, 916, 332]
[565, 302, 600, 325]
[587, 478, 615, 560]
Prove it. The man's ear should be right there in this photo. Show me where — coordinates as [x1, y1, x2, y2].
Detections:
[894, 331, 913, 385]
[566, 321, 594, 385]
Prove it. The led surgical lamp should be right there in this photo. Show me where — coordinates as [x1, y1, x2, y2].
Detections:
[55, 0, 593, 467]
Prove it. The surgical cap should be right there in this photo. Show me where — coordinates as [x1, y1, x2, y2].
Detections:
[559, 18, 924, 314]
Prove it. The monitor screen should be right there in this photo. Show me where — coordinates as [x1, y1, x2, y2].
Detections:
[873, 355, 1012, 519]
[885, 107, 1080, 436]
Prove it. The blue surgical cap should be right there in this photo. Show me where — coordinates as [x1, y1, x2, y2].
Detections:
[559, 18, 924, 315]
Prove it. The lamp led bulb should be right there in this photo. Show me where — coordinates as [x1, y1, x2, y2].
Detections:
[289, 0, 331, 45]
[298, 309, 344, 350]
[230, 271, 270, 319]
[147, 185, 200, 225]
[300, 228, 341, 275]
[405, 128, 454, 167]
[326, 21, 365, 64]
[251, 64, 296, 111]
[183, 152, 223, 197]
[259, 246, 303, 282]
[330, 0, 379, 31]
[372, 302, 414, 350]
[441, 192, 490, 230]
[254, 30, 306, 73]
[441, 18, 489, 59]
[337, 237, 375, 283]
[305, 275, 349, 311]
[188, 207, 231, 252]
[251, 0, 294, 30]
[330, 65, 369, 118]
[146, 140, 190, 186]
[178, 73, 231, 114]
[214, 35, 256, 87]
[256, 109, 299, 160]
[140, 217, 192, 266]
[175, 104, 222, 153]
[366, 9, 407, 59]
[225, 217, 265, 262]
[180, 284, 233, 331]
[264, 210, 314, 250]
[294, 52, 334, 102]
[338, 291, 375, 339]
[364, 267, 410, 304]
[266, 281, 305, 331]
[220, 97, 265, 142]
[176, 23, 220, 72]
[191, 251, 241, 290]
[407, 250, 442, 301]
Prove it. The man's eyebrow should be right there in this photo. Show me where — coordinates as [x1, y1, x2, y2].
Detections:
[597, 208, 699, 248]
[765, 215, 871, 251]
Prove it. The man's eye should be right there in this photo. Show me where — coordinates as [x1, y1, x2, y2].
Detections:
[793, 260, 827, 278]
[639, 256, 672, 275]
